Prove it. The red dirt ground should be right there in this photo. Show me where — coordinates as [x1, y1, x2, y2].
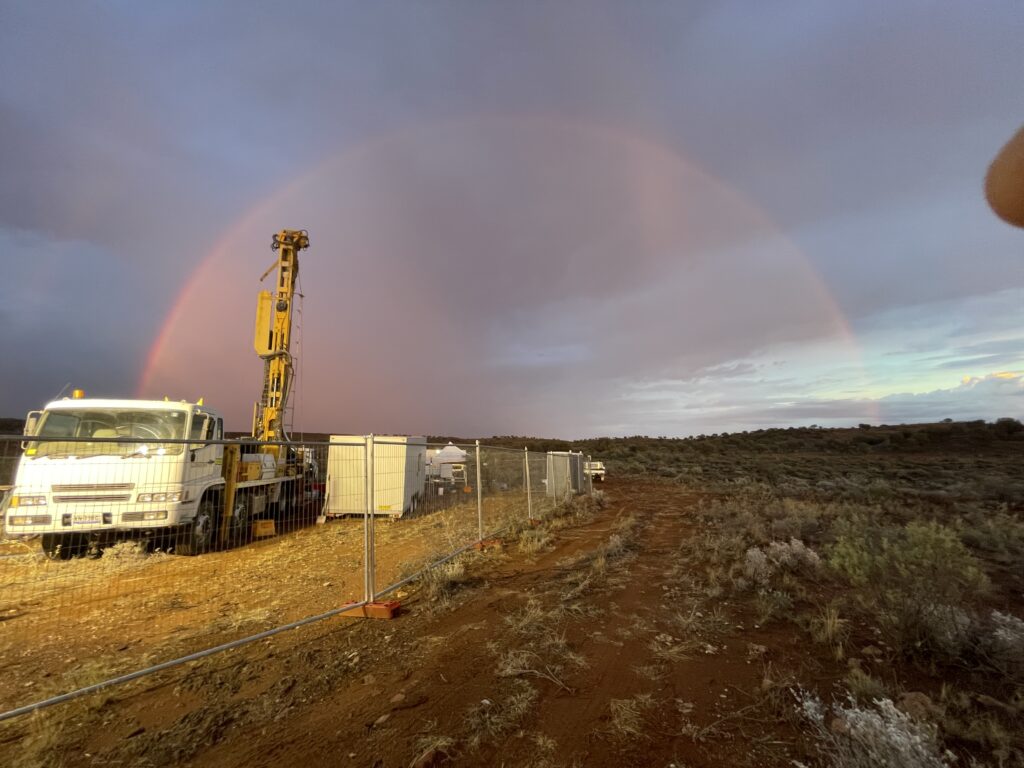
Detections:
[2, 480, 822, 767]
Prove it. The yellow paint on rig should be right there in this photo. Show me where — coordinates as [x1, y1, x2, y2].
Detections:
[251, 229, 309, 445]
[253, 291, 274, 356]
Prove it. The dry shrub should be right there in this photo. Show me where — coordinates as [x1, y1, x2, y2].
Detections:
[957, 510, 1024, 569]
[463, 681, 538, 748]
[844, 667, 889, 703]
[794, 689, 951, 768]
[518, 527, 553, 554]
[937, 685, 1021, 762]
[743, 547, 773, 586]
[419, 558, 468, 602]
[811, 604, 849, 647]
[608, 694, 654, 740]
[978, 610, 1024, 679]
[743, 538, 821, 587]
[754, 588, 793, 625]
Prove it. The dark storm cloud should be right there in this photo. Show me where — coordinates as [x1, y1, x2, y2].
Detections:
[1, 1, 1021, 435]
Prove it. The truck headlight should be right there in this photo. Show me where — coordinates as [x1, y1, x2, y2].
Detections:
[122, 510, 169, 522]
[9, 515, 53, 525]
[10, 495, 46, 507]
[137, 491, 182, 503]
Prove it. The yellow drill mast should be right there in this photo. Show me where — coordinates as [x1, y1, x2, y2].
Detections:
[252, 229, 309, 445]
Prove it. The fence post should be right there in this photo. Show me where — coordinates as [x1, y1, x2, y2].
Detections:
[524, 447, 533, 522]
[364, 434, 376, 603]
[587, 453, 593, 495]
[475, 440, 483, 542]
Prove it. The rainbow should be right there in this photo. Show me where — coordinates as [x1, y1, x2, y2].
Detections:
[137, 115, 871, 428]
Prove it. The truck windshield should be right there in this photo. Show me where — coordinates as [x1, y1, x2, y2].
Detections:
[29, 409, 188, 458]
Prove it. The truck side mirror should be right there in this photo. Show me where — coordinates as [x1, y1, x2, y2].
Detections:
[23, 411, 41, 437]
[21, 411, 41, 450]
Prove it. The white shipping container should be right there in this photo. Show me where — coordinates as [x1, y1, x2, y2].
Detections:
[546, 451, 585, 500]
[324, 436, 427, 518]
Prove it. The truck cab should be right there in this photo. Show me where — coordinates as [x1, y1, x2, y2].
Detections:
[585, 460, 606, 482]
[6, 397, 225, 558]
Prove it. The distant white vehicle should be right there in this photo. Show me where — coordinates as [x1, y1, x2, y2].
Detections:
[585, 461, 606, 482]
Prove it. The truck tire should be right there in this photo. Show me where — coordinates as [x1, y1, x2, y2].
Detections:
[228, 496, 253, 547]
[41, 533, 85, 560]
[176, 498, 218, 556]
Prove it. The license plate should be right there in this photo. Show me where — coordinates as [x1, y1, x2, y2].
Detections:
[73, 514, 101, 524]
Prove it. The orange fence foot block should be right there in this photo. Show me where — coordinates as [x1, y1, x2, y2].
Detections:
[473, 538, 503, 552]
[339, 601, 401, 620]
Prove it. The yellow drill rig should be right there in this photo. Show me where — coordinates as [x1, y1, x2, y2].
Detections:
[252, 229, 309, 450]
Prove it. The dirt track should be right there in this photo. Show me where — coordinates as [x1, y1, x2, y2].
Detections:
[3, 480, 817, 767]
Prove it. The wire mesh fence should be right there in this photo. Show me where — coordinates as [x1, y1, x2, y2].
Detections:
[0, 431, 593, 719]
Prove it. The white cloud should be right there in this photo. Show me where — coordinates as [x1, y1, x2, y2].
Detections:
[873, 372, 1022, 424]
[606, 370, 1021, 437]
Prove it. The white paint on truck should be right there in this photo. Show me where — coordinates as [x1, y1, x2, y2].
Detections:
[4, 397, 293, 555]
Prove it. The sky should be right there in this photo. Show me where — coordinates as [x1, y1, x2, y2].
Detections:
[0, 0, 1021, 438]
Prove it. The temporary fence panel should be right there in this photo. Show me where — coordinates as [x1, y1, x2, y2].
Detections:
[546, 451, 573, 501]
[371, 441, 482, 597]
[478, 445, 531, 538]
[571, 451, 585, 493]
[0, 431, 592, 725]
[0, 433, 353, 718]
[545, 450, 588, 502]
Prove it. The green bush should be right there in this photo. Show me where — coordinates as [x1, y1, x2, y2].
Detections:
[829, 519, 989, 654]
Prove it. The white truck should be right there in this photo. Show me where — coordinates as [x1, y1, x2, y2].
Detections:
[5, 396, 297, 558]
[585, 460, 606, 482]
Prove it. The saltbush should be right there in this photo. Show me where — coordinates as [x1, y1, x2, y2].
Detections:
[828, 519, 988, 654]
[743, 538, 821, 587]
[794, 689, 950, 768]
[980, 610, 1024, 676]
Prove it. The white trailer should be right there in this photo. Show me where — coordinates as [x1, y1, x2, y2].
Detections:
[546, 451, 586, 500]
[323, 435, 426, 518]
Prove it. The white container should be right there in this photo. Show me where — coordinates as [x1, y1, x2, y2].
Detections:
[546, 451, 585, 500]
[324, 436, 427, 518]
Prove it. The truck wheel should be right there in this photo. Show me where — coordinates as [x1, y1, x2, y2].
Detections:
[228, 497, 253, 547]
[41, 533, 84, 560]
[176, 499, 217, 556]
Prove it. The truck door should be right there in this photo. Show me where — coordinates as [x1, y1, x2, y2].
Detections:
[184, 413, 222, 504]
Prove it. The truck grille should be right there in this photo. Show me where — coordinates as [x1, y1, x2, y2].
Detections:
[51, 483, 135, 492]
[52, 494, 133, 503]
